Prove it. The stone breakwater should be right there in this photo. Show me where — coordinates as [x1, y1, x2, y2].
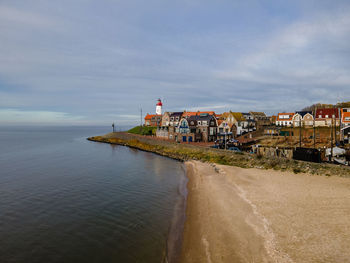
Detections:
[88, 132, 350, 178]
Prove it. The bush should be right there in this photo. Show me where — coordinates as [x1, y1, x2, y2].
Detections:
[293, 168, 302, 174]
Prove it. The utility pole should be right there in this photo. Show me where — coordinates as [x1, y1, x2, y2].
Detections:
[299, 116, 302, 148]
[139, 107, 143, 133]
[330, 115, 334, 162]
[313, 106, 316, 149]
[334, 109, 337, 146]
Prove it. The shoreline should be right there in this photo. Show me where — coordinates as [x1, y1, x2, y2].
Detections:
[88, 132, 350, 262]
[87, 132, 350, 178]
[180, 160, 350, 263]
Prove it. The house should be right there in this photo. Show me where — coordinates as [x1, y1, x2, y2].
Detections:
[241, 112, 256, 132]
[193, 113, 218, 142]
[168, 112, 183, 140]
[228, 112, 256, 135]
[217, 120, 236, 140]
[292, 111, 313, 127]
[156, 112, 172, 138]
[221, 112, 247, 136]
[144, 114, 162, 127]
[341, 108, 350, 127]
[276, 113, 294, 127]
[175, 117, 196, 142]
[250, 111, 270, 128]
[315, 108, 340, 127]
[270, 115, 277, 124]
[161, 112, 171, 127]
[173, 112, 218, 142]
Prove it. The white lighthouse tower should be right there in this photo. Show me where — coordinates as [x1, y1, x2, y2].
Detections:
[156, 98, 162, 115]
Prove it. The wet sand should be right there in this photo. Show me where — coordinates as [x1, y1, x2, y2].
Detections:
[180, 161, 350, 263]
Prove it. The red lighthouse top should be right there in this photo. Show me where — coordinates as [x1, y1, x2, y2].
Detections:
[156, 99, 162, 106]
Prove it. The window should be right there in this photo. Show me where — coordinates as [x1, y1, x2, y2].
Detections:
[198, 121, 201, 125]
[202, 121, 207, 125]
[319, 115, 322, 118]
[176, 117, 179, 121]
[170, 117, 174, 121]
[325, 115, 328, 118]
[190, 121, 194, 125]
[210, 121, 214, 126]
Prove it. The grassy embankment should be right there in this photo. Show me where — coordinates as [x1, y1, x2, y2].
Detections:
[127, 126, 157, 136]
[88, 132, 350, 178]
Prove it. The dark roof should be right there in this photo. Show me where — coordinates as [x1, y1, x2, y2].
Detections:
[296, 111, 312, 117]
[170, 112, 183, 118]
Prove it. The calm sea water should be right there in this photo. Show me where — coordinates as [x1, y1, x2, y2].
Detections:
[0, 126, 185, 263]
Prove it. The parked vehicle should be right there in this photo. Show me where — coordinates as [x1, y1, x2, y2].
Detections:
[228, 147, 242, 153]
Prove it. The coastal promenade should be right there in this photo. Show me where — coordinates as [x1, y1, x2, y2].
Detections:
[89, 132, 350, 262]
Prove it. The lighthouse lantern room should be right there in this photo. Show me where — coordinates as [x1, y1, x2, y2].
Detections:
[156, 99, 162, 115]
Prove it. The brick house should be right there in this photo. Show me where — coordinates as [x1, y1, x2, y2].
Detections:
[144, 114, 162, 127]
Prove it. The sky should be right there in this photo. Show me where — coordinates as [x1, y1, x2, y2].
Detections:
[1, 0, 350, 126]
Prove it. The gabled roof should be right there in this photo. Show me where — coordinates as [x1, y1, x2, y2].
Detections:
[170, 112, 183, 118]
[249, 111, 266, 117]
[182, 112, 197, 117]
[145, 114, 157, 120]
[182, 111, 216, 117]
[296, 111, 312, 117]
[230, 112, 246, 121]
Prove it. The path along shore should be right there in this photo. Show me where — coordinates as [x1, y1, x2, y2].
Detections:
[88, 133, 350, 262]
[180, 161, 350, 263]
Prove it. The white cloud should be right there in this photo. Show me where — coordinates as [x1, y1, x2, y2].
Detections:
[0, 109, 84, 124]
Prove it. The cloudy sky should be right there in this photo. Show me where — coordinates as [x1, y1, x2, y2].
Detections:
[1, 0, 350, 126]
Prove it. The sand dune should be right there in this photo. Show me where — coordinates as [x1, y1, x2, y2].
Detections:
[180, 161, 350, 263]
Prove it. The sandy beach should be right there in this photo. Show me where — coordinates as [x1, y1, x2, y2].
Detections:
[180, 161, 350, 263]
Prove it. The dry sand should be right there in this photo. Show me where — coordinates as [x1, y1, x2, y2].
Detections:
[180, 161, 350, 263]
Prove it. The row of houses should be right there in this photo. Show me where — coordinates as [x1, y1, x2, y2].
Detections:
[144, 100, 350, 144]
[274, 108, 350, 144]
[275, 108, 342, 127]
[145, 100, 272, 142]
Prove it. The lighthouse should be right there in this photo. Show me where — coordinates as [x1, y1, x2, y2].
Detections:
[156, 99, 162, 115]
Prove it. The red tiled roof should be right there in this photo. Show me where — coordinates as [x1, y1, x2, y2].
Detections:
[277, 113, 294, 121]
[341, 109, 350, 123]
[315, 108, 339, 119]
[144, 114, 157, 120]
[182, 111, 216, 117]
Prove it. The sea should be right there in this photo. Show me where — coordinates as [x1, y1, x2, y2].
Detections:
[0, 126, 186, 263]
